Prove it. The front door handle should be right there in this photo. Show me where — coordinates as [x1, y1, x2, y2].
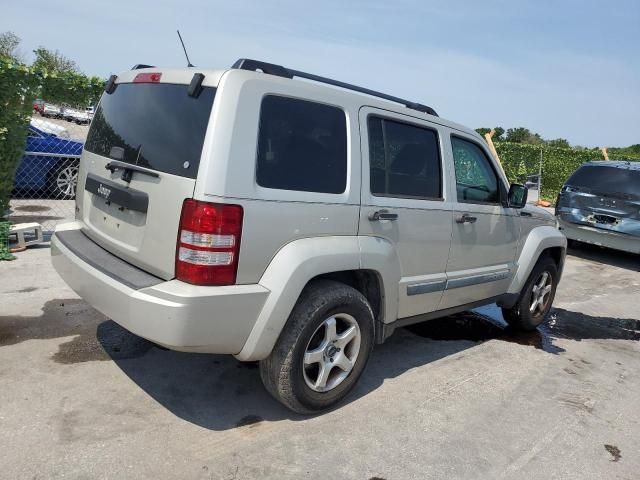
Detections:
[369, 209, 398, 221]
[456, 213, 477, 224]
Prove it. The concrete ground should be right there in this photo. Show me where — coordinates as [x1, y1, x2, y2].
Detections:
[0, 243, 638, 480]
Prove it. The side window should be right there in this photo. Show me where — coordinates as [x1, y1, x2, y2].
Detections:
[367, 116, 442, 199]
[256, 95, 347, 194]
[451, 136, 501, 204]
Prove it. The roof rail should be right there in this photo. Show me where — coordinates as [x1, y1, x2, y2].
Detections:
[131, 64, 155, 70]
[231, 58, 438, 117]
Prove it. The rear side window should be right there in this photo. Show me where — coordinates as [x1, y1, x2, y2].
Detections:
[85, 83, 216, 179]
[368, 116, 442, 199]
[567, 165, 640, 197]
[256, 96, 347, 194]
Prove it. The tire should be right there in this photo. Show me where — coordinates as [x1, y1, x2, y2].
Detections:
[501, 255, 559, 331]
[259, 280, 375, 414]
[49, 160, 80, 200]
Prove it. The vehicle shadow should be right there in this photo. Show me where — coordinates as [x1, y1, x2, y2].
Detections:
[2, 298, 637, 431]
[96, 305, 639, 431]
[568, 242, 640, 272]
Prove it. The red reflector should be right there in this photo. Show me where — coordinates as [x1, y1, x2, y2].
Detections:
[175, 199, 243, 286]
[133, 72, 162, 83]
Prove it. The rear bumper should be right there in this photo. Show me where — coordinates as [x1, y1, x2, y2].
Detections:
[559, 219, 640, 254]
[51, 223, 269, 353]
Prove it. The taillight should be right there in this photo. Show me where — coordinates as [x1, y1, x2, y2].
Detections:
[175, 199, 243, 286]
[133, 72, 162, 83]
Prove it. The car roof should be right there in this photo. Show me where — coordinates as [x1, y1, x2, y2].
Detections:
[117, 65, 482, 141]
[582, 160, 640, 171]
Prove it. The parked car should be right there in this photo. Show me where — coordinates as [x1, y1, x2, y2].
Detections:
[525, 174, 540, 204]
[50, 60, 566, 413]
[14, 121, 83, 199]
[556, 161, 640, 253]
[33, 99, 45, 114]
[41, 104, 63, 119]
[62, 108, 91, 124]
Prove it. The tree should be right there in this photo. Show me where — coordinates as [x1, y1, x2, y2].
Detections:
[0, 31, 22, 61]
[546, 138, 570, 149]
[505, 127, 543, 145]
[475, 127, 505, 141]
[32, 47, 78, 74]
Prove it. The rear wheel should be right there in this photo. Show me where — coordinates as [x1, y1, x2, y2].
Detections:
[501, 255, 558, 331]
[49, 160, 79, 200]
[259, 280, 374, 414]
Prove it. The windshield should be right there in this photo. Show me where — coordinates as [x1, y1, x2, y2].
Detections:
[566, 164, 640, 197]
[85, 83, 215, 178]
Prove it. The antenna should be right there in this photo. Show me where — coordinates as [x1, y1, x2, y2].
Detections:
[177, 30, 194, 67]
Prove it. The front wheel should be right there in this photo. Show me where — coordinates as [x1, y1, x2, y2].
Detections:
[259, 280, 374, 414]
[502, 255, 559, 331]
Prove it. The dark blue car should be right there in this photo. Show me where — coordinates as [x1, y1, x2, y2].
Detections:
[14, 122, 84, 199]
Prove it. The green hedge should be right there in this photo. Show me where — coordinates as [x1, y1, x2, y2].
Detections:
[494, 142, 640, 201]
[0, 57, 104, 219]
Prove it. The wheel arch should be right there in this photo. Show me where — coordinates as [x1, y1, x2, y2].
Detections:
[234, 235, 400, 361]
[507, 226, 567, 296]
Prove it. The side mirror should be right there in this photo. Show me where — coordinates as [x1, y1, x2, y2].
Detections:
[508, 183, 528, 209]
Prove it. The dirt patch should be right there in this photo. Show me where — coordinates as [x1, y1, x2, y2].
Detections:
[0, 298, 153, 364]
[53, 320, 154, 364]
[604, 444, 621, 462]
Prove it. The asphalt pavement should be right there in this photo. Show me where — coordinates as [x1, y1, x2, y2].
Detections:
[0, 243, 638, 479]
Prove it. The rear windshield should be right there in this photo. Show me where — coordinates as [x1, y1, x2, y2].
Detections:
[85, 83, 215, 178]
[567, 164, 640, 197]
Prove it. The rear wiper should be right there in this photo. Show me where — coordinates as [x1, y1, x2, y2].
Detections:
[105, 160, 160, 183]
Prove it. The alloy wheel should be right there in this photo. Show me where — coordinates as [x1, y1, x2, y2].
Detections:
[303, 313, 361, 393]
[530, 271, 553, 316]
[55, 164, 79, 198]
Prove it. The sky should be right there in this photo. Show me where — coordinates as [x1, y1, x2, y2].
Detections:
[4, 0, 639, 147]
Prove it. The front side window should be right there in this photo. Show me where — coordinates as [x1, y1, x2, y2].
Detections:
[256, 96, 347, 194]
[451, 137, 501, 204]
[367, 116, 442, 199]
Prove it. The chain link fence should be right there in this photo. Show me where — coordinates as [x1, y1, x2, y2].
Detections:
[9, 103, 90, 236]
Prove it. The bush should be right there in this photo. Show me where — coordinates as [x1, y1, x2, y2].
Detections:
[0, 61, 39, 217]
[0, 57, 104, 219]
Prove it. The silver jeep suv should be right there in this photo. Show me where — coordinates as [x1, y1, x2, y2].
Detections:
[51, 59, 566, 413]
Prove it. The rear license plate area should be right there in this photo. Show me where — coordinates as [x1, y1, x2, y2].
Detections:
[593, 214, 618, 225]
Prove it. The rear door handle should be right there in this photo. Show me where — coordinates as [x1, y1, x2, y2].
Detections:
[456, 213, 477, 224]
[369, 209, 398, 221]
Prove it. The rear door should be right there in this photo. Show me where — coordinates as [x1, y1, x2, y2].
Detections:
[358, 107, 453, 319]
[438, 133, 519, 309]
[76, 77, 217, 279]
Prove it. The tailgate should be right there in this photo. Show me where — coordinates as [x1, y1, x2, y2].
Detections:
[76, 78, 216, 279]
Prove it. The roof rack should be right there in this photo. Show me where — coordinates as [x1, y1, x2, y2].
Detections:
[231, 58, 438, 117]
[131, 64, 155, 70]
